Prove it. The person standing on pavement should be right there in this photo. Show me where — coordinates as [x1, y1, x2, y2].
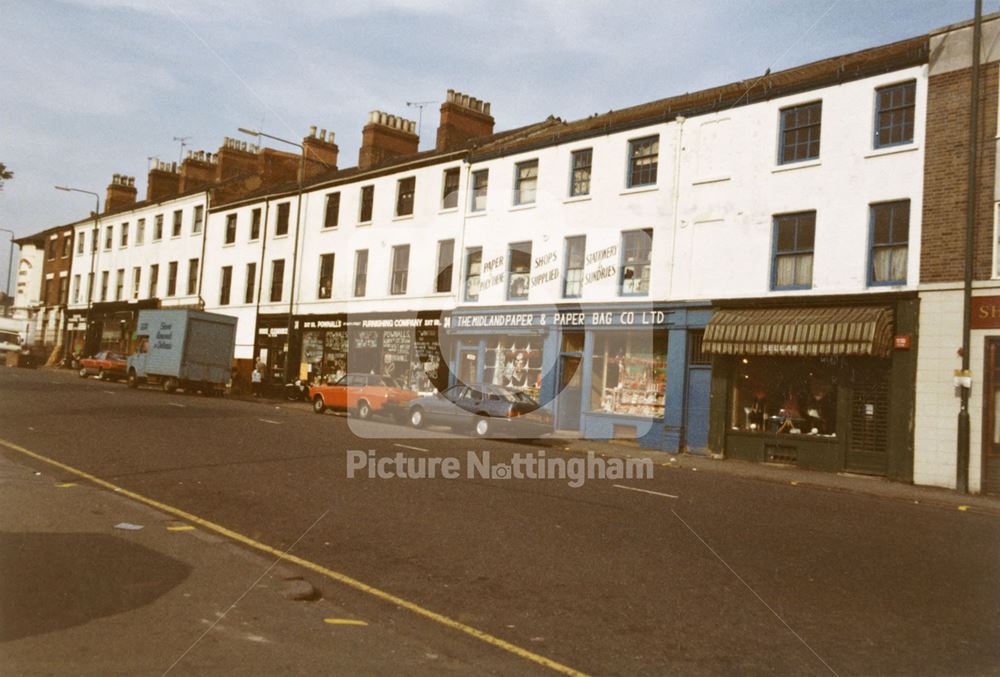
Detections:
[251, 366, 263, 398]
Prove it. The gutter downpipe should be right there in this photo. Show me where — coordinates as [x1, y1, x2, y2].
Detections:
[667, 115, 686, 298]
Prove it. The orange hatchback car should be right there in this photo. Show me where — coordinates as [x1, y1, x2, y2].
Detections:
[309, 373, 419, 420]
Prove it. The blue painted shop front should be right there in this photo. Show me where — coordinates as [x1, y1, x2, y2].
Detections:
[444, 303, 712, 453]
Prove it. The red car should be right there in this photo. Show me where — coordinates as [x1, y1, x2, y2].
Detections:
[310, 373, 418, 420]
[78, 351, 128, 381]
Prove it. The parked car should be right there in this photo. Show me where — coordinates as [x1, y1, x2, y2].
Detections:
[310, 373, 419, 420]
[407, 383, 553, 438]
[78, 351, 128, 381]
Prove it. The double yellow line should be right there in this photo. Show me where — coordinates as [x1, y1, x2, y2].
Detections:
[0, 436, 588, 676]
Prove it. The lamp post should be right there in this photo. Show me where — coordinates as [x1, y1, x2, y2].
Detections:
[0, 227, 14, 309]
[55, 186, 100, 361]
[237, 127, 306, 384]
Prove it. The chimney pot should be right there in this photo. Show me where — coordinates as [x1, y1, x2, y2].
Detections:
[319, 128, 326, 141]
[309, 125, 317, 137]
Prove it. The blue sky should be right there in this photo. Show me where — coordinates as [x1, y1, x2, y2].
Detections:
[0, 0, 990, 291]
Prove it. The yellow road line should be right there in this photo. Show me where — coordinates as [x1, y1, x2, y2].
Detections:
[0, 436, 588, 677]
[324, 618, 368, 626]
[56, 482, 77, 488]
[167, 525, 196, 532]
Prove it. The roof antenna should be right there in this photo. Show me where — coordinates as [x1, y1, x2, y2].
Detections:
[172, 136, 192, 164]
[406, 101, 435, 146]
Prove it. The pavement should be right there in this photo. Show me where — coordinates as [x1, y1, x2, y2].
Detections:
[0, 451, 489, 676]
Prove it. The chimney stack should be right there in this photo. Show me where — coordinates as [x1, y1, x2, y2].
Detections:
[303, 125, 339, 179]
[105, 173, 138, 212]
[215, 136, 261, 181]
[179, 149, 217, 192]
[146, 159, 181, 202]
[436, 89, 495, 152]
[358, 110, 419, 170]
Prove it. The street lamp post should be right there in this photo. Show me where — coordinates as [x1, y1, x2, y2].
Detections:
[237, 128, 306, 384]
[0, 227, 14, 310]
[55, 186, 100, 361]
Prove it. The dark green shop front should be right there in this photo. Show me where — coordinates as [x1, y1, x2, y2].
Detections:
[704, 294, 918, 480]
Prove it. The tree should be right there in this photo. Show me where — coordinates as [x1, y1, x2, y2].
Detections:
[0, 162, 12, 190]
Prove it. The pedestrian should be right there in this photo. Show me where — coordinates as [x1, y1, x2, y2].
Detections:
[251, 366, 262, 398]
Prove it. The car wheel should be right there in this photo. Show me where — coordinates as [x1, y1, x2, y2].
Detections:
[127, 369, 139, 389]
[79, 367, 88, 378]
[312, 396, 326, 414]
[409, 407, 425, 429]
[357, 400, 372, 420]
[98, 369, 108, 381]
[163, 377, 179, 394]
[472, 415, 490, 438]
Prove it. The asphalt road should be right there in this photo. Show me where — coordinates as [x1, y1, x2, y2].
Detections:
[1, 367, 998, 676]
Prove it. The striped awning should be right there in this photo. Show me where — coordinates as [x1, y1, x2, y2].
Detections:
[703, 306, 894, 358]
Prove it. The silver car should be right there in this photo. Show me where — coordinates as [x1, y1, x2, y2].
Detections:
[407, 383, 553, 438]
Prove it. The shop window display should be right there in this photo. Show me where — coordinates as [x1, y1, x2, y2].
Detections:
[590, 332, 667, 417]
[730, 356, 838, 435]
[485, 338, 543, 399]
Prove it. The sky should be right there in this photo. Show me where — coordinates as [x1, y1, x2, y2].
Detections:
[0, 0, 992, 293]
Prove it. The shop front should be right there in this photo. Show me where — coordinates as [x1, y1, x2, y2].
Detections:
[703, 295, 918, 479]
[85, 299, 161, 356]
[290, 310, 451, 395]
[445, 303, 712, 451]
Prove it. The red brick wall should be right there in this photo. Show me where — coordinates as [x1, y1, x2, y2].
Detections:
[921, 62, 999, 283]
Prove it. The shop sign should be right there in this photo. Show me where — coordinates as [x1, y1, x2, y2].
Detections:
[893, 335, 911, 350]
[972, 296, 1000, 329]
[530, 250, 560, 288]
[447, 309, 673, 329]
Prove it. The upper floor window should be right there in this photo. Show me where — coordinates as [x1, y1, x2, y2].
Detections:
[76, 234, 84, 255]
[471, 170, 488, 212]
[323, 193, 340, 229]
[171, 209, 183, 237]
[114, 269, 124, 302]
[193, 205, 205, 234]
[250, 208, 261, 240]
[396, 177, 416, 217]
[270, 259, 285, 302]
[245, 262, 257, 304]
[390, 245, 410, 295]
[136, 218, 145, 245]
[464, 247, 482, 301]
[166, 261, 178, 296]
[507, 242, 532, 300]
[219, 266, 232, 306]
[148, 264, 159, 298]
[275, 202, 290, 237]
[869, 200, 909, 286]
[514, 160, 538, 205]
[778, 102, 822, 164]
[154, 214, 164, 241]
[187, 258, 199, 296]
[620, 229, 653, 296]
[104, 225, 113, 250]
[120, 223, 128, 248]
[627, 136, 658, 188]
[359, 185, 374, 223]
[354, 250, 369, 297]
[47, 238, 56, 260]
[318, 253, 335, 299]
[874, 81, 916, 149]
[563, 236, 586, 298]
[570, 149, 592, 197]
[442, 167, 460, 210]
[131, 267, 141, 300]
[772, 211, 815, 290]
[436, 239, 455, 293]
[225, 214, 237, 244]
[61, 235, 70, 258]
[72, 275, 81, 304]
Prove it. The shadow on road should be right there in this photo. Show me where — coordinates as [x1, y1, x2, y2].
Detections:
[0, 532, 190, 642]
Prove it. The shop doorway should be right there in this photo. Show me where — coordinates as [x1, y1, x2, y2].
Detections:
[982, 338, 1000, 495]
[684, 331, 712, 452]
[846, 365, 889, 475]
[557, 354, 583, 430]
[458, 348, 478, 384]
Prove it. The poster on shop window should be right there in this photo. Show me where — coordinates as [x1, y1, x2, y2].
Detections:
[483, 338, 543, 399]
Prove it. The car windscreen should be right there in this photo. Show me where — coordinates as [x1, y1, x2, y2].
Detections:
[0, 331, 20, 345]
[376, 376, 401, 388]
